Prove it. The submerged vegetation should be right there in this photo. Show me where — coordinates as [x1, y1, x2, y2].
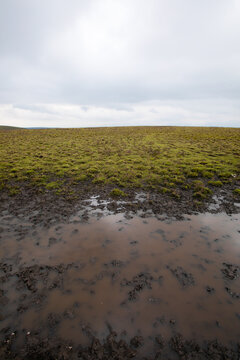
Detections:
[0, 126, 239, 199]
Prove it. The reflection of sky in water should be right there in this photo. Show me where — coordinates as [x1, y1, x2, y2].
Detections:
[0, 211, 240, 355]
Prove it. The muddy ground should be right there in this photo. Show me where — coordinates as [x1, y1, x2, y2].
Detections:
[0, 181, 240, 226]
[0, 187, 240, 359]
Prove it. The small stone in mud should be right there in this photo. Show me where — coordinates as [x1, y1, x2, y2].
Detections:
[63, 310, 75, 319]
[221, 263, 240, 280]
[153, 316, 166, 328]
[89, 257, 98, 264]
[170, 319, 176, 325]
[47, 313, 61, 328]
[154, 228, 167, 241]
[148, 297, 162, 304]
[206, 286, 215, 294]
[225, 287, 240, 299]
[168, 266, 195, 287]
[130, 250, 139, 257]
[124, 213, 133, 220]
[48, 237, 59, 246]
[105, 259, 125, 267]
[55, 225, 62, 231]
[73, 301, 80, 308]
[17, 304, 28, 313]
[0, 263, 13, 273]
[72, 229, 79, 234]
[129, 336, 144, 348]
[130, 240, 138, 245]
[171, 334, 202, 358]
[102, 238, 112, 247]
[155, 335, 165, 349]
[81, 212, 89, 221]
[0, 296, 9, 306]
[170, 238, 183, 247]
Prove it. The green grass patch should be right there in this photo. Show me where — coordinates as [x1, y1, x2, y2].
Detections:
[208, 180, 223, 187]
[233, 189, 240, 196]
[0, 126, 239, 195]
[45, 181, 62, 190]
[110, 188, 127, 197]
[192, 180, 212, 199]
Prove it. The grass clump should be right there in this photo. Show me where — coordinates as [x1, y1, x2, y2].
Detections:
[110, 188, 127, 197]
[7, 186, 20, 196]
[218, 171, 233, 178]
[192, 180, 212, 199]
[202, 171, 214, 178]
[186, 171, 199, 178]
[208, 180, 223, 187]
[233, 189, 240, 196]
[45, 181, 61, 190]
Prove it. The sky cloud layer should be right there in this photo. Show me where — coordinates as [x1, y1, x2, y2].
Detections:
[0, 0, 239, 127]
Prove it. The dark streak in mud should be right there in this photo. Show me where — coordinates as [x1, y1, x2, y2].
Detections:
[15, 264, 78, 293]
[221, 263, 240, 280]
[121, 273, 154, 302]
[167, 266, 195, 287]
[225, 287, 240, 299]
[206, 286, 215, 294]
[170, 334, 240, 360]
[1, 329, 240, 360]
[0, 181, 239, 226]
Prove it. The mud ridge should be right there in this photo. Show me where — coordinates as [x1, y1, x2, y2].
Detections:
[1, 329, 240, 360]
[0, 181, 239, 226]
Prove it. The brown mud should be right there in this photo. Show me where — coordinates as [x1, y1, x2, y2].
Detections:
[0, 190, 240, 359]
[0, 181, 240, 226]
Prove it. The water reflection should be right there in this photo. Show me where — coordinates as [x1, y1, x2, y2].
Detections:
[0, 211, 239, 356]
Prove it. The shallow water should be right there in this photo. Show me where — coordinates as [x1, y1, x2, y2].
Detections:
[0, 211, 240, 356]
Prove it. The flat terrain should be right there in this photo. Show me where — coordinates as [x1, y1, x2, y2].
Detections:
[0, 126, 240, 218]
[0, 125, 22, 130]
[0, 126, 239, 192]
[0, 126, 240, 359]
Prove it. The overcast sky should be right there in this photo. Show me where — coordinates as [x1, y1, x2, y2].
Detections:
[0, 0, 239, 128]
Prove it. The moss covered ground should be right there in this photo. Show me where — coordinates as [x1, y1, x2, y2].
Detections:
[0, 126, 239, 199]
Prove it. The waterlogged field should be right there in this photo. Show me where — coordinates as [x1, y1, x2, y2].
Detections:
[0, 206, 240, 359]
[0, 126, 240, 200]
[1, 126, 240, 359]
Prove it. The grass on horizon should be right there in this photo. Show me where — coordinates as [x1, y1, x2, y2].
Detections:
[0, 125, 22, 130]
[0, 126, 239, 199]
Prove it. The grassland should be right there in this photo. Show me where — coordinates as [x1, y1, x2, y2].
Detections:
[0, 125, 22, 130]
[0, 126, 239, 200]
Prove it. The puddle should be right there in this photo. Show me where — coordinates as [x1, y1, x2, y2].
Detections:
[0, 211, 240, 357]
[208, 195, 224, 211]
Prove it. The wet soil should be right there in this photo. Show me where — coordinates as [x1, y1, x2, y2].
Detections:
[0, 196, 240, 359]
[0, 180, 239, 227]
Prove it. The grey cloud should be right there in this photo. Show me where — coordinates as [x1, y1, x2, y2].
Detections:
[0, 0, 239, 126]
